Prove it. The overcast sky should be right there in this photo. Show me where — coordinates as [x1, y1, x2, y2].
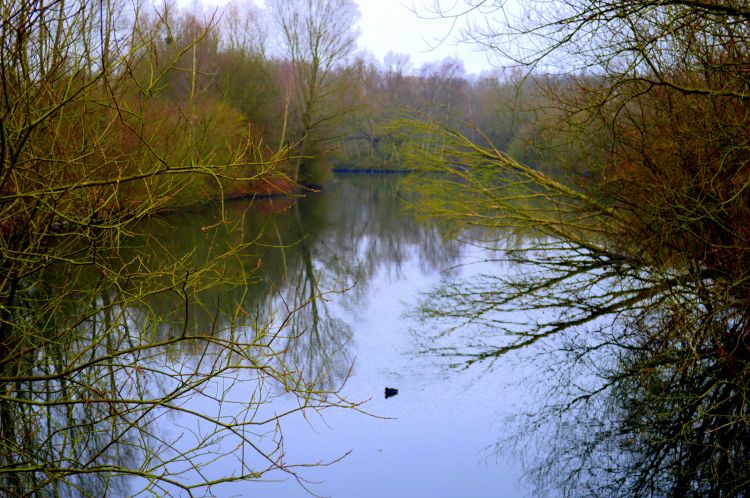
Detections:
[196, 0, 498, 75]
[353, 0, 496, 75]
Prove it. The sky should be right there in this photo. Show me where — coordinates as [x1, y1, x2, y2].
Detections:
[353, 0, 496, 75]
[196, 0, 499, 75]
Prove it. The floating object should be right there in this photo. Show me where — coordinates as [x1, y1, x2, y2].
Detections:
[384, 387, 398, 399]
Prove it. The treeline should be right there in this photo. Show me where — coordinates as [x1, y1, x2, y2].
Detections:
[129, 1, 565, 185]
[0, 0, 582, 227]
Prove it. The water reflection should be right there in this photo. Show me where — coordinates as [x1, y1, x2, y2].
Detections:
[525, 299, 750, 498]
[1, 173, 469, 496]
[0, 271, 145, 497]
[127, 174, 463, 391]
[417, 234, 750, 497]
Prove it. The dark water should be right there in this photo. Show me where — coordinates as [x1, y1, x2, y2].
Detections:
[121, 174, 537, 497]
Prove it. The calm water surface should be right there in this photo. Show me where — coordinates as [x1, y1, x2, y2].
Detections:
[137, 174, 537, 497]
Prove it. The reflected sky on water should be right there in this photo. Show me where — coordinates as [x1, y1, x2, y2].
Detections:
[14, 172, 743, 497]
[132, 174, 536, 497]
[245, 251, 532, 498]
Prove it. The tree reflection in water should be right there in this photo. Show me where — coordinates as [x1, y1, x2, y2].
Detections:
[417, 232, 750, 497]
[1, 174, 463, 496]
[539, 297, 750, 497]
[1, 279, 144, 497]
[0, 245, 361, 496]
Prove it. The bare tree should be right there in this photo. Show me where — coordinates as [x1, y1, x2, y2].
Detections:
[267, 0, 360, 180]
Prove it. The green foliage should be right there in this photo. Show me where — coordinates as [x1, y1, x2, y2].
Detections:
[215, 51, 280, 141]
